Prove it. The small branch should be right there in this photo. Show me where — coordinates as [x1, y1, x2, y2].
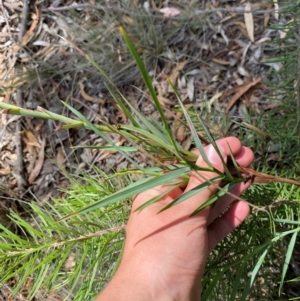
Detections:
[4, 225, 126, 257]
[18, 0, 30, 41]
[14, 0, 31, 192]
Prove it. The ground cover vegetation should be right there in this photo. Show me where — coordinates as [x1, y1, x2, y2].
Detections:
[0, 0, 300, 300]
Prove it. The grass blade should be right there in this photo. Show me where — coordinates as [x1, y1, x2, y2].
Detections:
[279, 231, 297, 295]
[240, 246, 270, 301]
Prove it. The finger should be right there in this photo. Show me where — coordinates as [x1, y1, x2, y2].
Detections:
[207, 146, 254, 224]
[207, 181, 251, 225]
[191, 137, 242, 157]
[233, 146, 254, 167]
[132, 185, 183, 212]
[181, 143, 227, 215]
[207, 201, 250, 253]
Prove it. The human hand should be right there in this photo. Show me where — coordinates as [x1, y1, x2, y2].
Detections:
[97, 137, 254, 301]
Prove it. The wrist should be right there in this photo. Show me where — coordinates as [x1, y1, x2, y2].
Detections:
[98, 251, 201, 301]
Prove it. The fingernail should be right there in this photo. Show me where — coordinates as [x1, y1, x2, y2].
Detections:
[207, 145, 226, 165]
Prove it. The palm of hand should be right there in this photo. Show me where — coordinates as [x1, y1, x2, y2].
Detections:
[114, 137, 254, 300]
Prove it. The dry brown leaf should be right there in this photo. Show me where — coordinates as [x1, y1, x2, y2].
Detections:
[98, 137, 125, 161]
[208, 92, 223, 113]
[32, 45, 56, 60]
[157, 95, 173, 106]
[223, 78, 262, 112]
[168, 61, 187, 87]
[79, 81, 105, 104]
[0, 161, 11, 176]
[241, 122, 267, 137]
[176, 126, 186, 143]
[24, 148, 37, 175]
[28, 136, 46, 184]
[212, 58, 231, 66]
[130, 0, 139, 8]
[23, 131, 41, 148]
[22, 6, 40, 46]
[255, 37, 271, 44]
[187, 77, 194, 101]
[56, 146, 66, 168]
[155, 81, 174, 105]
[244, 2, 254, 42]
[262, 2, 273, 28]
[264, 102, 281, 110]
[181, 135, 192, 151]
[34, 120, 45, 132]
[23, 130, 39, 175]
[64, 252, 76, 270]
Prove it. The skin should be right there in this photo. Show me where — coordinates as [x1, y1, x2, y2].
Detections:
[97, 137, 254, 301]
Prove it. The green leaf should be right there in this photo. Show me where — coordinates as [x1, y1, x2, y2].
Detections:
[191, 182, 237, 216]
[63, 166, 191, 219]
[168, 79, 211, 168]
[226, 141, 242, 179]
[196, 114, 232, 178]
[240, 247, 270, 301]
[119, 27, 181, 158]
[279, 231, 298, 295]
[62, 101, 142, 169]
[159, 176, 224, 212]
[105, 84, 142, 128]
[135, 182, 188, 212]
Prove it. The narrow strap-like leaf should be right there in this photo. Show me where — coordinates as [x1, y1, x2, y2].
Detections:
[240, 246, 270, 301]
[196, 113, 232, 178]
[160, 176, 224, 213]
[119, 27, 181, 158]
[61, 166, 191, 219]
[168, 79, 212, 167]
[62, 101, 141, 169]
[135, 182, 187, 212]
[279, 231, 298, 295]
[191, 182, 237, 216]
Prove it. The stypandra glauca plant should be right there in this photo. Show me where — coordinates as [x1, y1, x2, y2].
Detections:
[0, 27, 300, 300]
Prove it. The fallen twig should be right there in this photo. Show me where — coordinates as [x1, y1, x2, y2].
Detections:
[14, 0, 31, 192]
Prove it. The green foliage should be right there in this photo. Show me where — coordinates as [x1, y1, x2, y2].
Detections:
[201, 3, 300, 291]
[0, 170, 129, 300]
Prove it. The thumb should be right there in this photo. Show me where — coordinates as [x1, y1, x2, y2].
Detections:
[182, 144, 227, 213]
